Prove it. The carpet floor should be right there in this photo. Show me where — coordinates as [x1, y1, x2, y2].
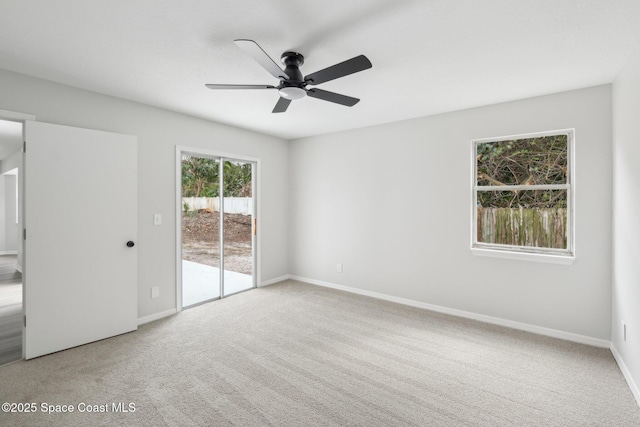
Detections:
[0, 280, 638, 426]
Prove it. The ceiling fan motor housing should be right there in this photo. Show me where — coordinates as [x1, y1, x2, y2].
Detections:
[281, 52, 305, 82]
[279, 52, 307, 100]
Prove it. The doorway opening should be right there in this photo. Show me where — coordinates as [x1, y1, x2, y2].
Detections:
[0, 118, 24, 365]
[178, 149, 257, 308]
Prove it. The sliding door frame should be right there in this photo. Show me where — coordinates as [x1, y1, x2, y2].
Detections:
[175, 146, 260, 312]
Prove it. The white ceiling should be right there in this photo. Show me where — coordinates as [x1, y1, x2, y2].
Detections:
[1, 0, 640, 140]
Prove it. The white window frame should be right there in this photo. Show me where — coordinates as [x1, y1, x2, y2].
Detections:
[470, 129, 575, 265]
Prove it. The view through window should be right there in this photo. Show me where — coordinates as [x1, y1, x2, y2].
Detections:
[472, 130, 573, 256]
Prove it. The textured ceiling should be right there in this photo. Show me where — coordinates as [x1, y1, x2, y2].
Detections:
[1, 0, 640, 140]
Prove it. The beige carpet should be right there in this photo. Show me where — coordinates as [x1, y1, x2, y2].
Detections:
[0, 280, 638, 426]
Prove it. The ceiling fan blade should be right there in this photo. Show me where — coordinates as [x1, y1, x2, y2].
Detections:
[306, 88, 360, 106]
[205, 84, 276, 90]
[304, 55, 372, 86]
[272, 97, 291, 113]
[234, 39, 288, 81]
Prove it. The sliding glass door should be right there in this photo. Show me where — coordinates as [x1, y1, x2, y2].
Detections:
[181, 153, 255, 307]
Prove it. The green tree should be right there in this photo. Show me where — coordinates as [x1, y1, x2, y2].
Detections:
[223, 161, 252, 197]
[182, 156, 219, 197]
[182, 157, 252, 198]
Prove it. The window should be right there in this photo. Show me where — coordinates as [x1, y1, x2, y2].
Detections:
[471, 130, 574, 262]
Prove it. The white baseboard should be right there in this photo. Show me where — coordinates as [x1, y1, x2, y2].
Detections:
[610, 344, 640, 407]
[0, 250, 18, 255]
[137, 308, 177, 326]
[289, 275, 610, 349]
[259, 274, 291, 287]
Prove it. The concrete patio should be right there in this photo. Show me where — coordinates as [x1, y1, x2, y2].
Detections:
[182, 260, 253, 307]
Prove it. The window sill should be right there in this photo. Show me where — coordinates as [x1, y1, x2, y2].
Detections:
[470, 247, 575, 265]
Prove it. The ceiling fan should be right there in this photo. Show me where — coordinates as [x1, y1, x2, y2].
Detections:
[206, 39, 372, 113]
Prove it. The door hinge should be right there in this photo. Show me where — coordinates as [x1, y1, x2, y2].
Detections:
[23, 140, 26, 153]
[23, 229, 26, 240]
[24, 315, 26, 327]
[253, 218, 257, 236]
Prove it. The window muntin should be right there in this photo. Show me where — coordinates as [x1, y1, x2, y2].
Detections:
[472, 130, 573, 256]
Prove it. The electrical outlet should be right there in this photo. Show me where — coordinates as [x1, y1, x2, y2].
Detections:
[151, 286, 160, 299]
[337, 263, 343, 273]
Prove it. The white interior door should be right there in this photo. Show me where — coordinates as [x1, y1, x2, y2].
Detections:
[23, 121, 137, 359]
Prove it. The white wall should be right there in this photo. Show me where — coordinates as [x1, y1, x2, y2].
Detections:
[0, 148, 22, 173]
[3, 175, 18, 252]
[0, 68, 289, 320]
[0, 173, 16, 254]
[0, 175, 5, 252]
[290, 85, 612, 340]
[612, 42, 640, 401]
[0, 150, 22, 265]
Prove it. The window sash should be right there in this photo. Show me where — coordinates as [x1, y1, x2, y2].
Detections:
[473, 188, 571, 251]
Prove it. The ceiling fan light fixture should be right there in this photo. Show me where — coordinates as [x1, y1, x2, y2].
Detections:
[279, 86, 306, 100]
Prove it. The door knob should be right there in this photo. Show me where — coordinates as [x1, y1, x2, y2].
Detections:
[126, 241, 135, 248]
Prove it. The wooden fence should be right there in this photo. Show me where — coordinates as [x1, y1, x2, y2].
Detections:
[477, 208, 567, 249]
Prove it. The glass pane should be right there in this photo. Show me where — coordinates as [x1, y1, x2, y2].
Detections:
[222, 160, 253, 296]
[476, 190, 567, 249]
[476, 135, 568, 186]
[181, 155, 221, 306]
[478, 189, 567, 209]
